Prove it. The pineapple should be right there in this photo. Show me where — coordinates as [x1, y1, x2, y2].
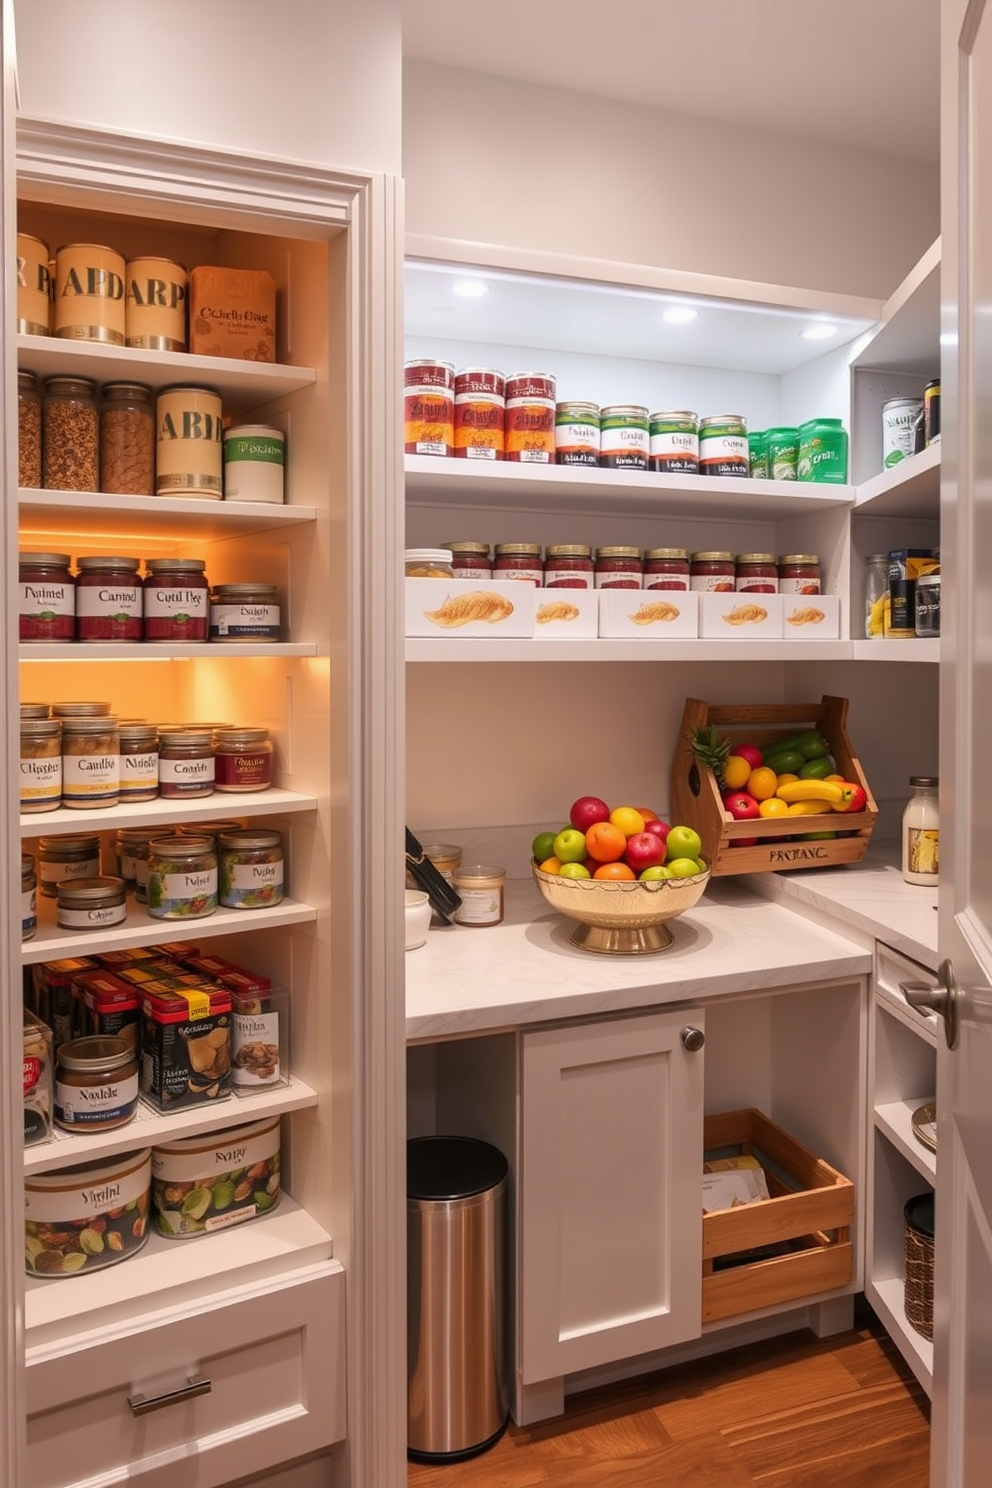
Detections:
[689, 723, 732, 785]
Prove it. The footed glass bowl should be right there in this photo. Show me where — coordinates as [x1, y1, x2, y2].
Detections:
[532, 860, 710, 954]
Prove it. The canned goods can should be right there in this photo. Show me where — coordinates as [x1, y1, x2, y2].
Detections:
[505, 372, 556, 464]
[924, 380, 941, 445]
[156, 386, 223, 497]
[649, 410, 698, 474]
[600, 405, 649, 470]
[748, 430, 768, 479]
[882, 397, 922, 470]
[555, 402, 600, 466]
[698, 415, 749, 478]
[404, 359, 455, 456]
[765, 426, 799, 481]
[17, 233, 52, 335]
[223, 425, 285, 503]
[125, 256, 188, 351]
[55, 243, 126, 344]
[454, 368, 505, 460]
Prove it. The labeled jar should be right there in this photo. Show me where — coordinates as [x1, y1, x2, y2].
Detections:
[902, 776, 939, 885]
[114, 827, 163, 900]
[61, 716, 120, 810]
[748, 429, 768, 479]
[219, 829, 284, 908]
[699, 414, 749, 477]
[405, 548, 454, 578]
[222, 424, 286, 503]
[649, 410, 699, 474]
[155, 386, 223, 497]
[55, 1035, 138, 1131]
[690, 551, 735, 592]
[915, 573, 941, 637]
[735, 553, 778, 593]
[37, 834, 102, 898]
[797, 417, 848, 484]
[544, 544, 593, 588]
[404, 359, 455, 456]
[452, 864, 505, 926]
[21, 719, 62, 813]
[43, 376, 99, 491]
[644, 548, 690, 590]
[158, 729, 215, 798]
[99, 382, 155, 495]
[555, 402, 600, 466]
[22, 854, 37, 941]
[213, 727, 274, 792]
[441, 542, 492, 579]
[882, 398, 921, 470]
[118, 724, 159, 803]
[778, 555, 821, 595]
[600, 405, 649, 470]
[504, 372, 556, 464]
[493, 543, 543, 584]
[453, 368, 505, 460]
[19, 552, 75, 642]
[55, 243, 126, 344]
[765, 426, 799, 481]
[56, 876, 127, 932]
[147, 835, 218, 919]
[25, 1148, 152, 1277]
[924, 379, 941, 446]
[594, 546, 642, 589]
[143, 558, 210, 641]
[125, 256, 187, 351]
[865, 553, 889, 639]
[18, 369, 42, 488]
[21, 702, 51, 719]
[17, 232, 52, 335]
[209, 583, 281, 641]
[75, 556, 143, 642]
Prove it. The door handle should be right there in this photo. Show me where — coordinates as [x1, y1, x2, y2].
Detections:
[128, 1374, 211, 1416]
[681, 1026, 705, 1052]
[901, 958, 960, 1051]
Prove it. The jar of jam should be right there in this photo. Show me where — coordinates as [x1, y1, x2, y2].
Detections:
[778, 554, 822, 595]
[440, 542, 492, 579]
[735, 553, 778, 593]
[20, 718, 62, 813]
[452, 864, 506, 926]
[158, 729, 215, 798]
[37, 834, 102, 898]
[643, 548, 689, 590]
[143, 558, 209, 642]
[218, 829, 284, 909]
[56, 876, 127, 932]
[690, 551, 736, 592]
[213, 727, 274, 792]
[544, 544, 593, 588]
[208, 583, 281, 641]
[146, 835, 218, 920]
[55, 1035, 138, 1131]
[22, 854, 37, 941]
[76, 556, 143, 642]
[19, 369, 42, 488]
[594, 547, 642, 589]
[61, 716, 120, 810]
[493, 543, 543, 584]
[119, 723, 159, 803]
[19, 552, 75, 642]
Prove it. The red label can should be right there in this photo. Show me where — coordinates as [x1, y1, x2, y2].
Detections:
[505, 372, 556, 464]
[454, 368, 504, 460]
[405, 360, 454, 456]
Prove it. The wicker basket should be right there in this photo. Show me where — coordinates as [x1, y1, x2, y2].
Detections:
[904, 1193, 935, 1340]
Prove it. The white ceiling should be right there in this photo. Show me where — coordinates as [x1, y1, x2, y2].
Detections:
[402, 0, 940, 165]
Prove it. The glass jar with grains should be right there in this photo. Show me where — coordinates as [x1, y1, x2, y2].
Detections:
[18, 370, 41, 489]
[43, 375, 99, 491]
[99, 382, 155, 495]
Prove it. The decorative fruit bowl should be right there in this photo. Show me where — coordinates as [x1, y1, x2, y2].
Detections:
[532, 860, 710, 954]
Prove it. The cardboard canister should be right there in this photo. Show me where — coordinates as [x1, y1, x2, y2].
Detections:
[125, 256, 187, 351]
[17, 233, 52, 335]
[55, 243, 126, 344]
[156, 386, 223, 498]
[222, 425, 285, 502]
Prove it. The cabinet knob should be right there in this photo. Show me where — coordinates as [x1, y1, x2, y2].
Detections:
[681, 1026, 705, 1052]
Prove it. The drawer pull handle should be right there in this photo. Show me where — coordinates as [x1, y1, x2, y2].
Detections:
[128, 1374, 211, 1416]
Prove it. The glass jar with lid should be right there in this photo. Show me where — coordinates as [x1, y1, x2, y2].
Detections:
[594, 547, 642, 589]
[864, 554, 889, 639]
[213, 727, 274, 792]
[42, 376, 99, 491]
[18, 369, 42, 488]
[20, 718, 62, 813]
[99, 382, 155, 495]
[493, 543, 543, 584]
[690, 552, 735, 592]
[61, 716, 120, 810]
[55, 1035, 138, 1131]
[119, 723, 159, 803]
[902, 776, 939, 886]
[218, 828, 284, 909]
[76, 556, 143, 642]
[735, 554, 778, 593]
[37, 834, 102, 898]
[405, 548, 454, 578]
[441, 542, 492, 579]
[158, 729, 215, 798]
[644, 548, 689, 591]
[147, 834, 218, 920]
[55, 876, 127, 931]
[544, 544, 593, 588]
[19, 552, 75, 642]
[143, 558, 210, 642]
[778, 555, 821, 595]
[208, 583, 281, 641]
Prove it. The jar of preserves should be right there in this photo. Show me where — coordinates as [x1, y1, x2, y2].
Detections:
[61, 716, 120, 810]
[735, 553, 778, 593]
[158, 729, 215, 799]
[218, 828, 284, 909]
[902, 776, 939, 886]
[99, 382, 155, 495]
[75, 556, 143, 642]
[213, 727, 274, 792]
[453, 368, 505, 461]
[690, 551, 736, 592]
[698, 414, 749, 478]
[43, 376, 99, 491]
[53, 700, 112, 718]
[55, 1035, 138, 1131]
[56, 876, 127, 931]
[644, 548, 690, 590]
[155, 386, 223, 498]
[649, 411, 699, 474]
[555, 402, 600, 466]
[452, 864, 506, 926]
[594, 546, 642, 589]
[600, 405, 649, 470]
[504, 373, 556, 464]
[405, 548, 454, 578]
[146, 834, 218, 920]
[440, 542, 492, 579]
[404, 359, 455, 457]
[209, 583, 281, 641]
[118, 723, 159, 803]
[493, 543, 543, 584]
[544, 544, 593, 588]
[18, 370, 42, 488]
[143, 558, 209, 642]
[19, 552, 75, 642]
[37, 834, 102, 898]
[55, 243, 126, 344]
[778, 555, 821, 595]
[22, 854, 37, 942]
[20, 718, 62, 813]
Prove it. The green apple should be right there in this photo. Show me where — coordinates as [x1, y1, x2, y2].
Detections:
[531, 830, 558, 863]
[553, 827, 588, 864]
[665, 825, 702, 863]
[693, 859, 708, 874]
[639, 864, 673, 881]
[666, 856, 703, 878]
[559, 861, 592, 879]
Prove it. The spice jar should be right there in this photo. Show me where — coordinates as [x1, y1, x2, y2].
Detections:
[114, 827, 163, 900]
[213, 727, 274, 792]
[155, 386, 223, 498]
[146, 834, 218, 919]
[18, 370, 42, 488]
[37, 834, 102, 898]
[118, 724, 159, 803]
[158, 729, 215, 799]
[208, 583, 281, 641]
[75, 556, 143, 642]
[99, 382, 155, 495]
[544, 544, 594, 588]
[440, 542, 492, 579]
[778, 555, 821, 595]
[452, 864, 506, 927]
[915, 573, 941, 637]
[902, 776, 939, 886]
[595, 547, 643, 589]
[56, 876, 127, 931]
[404, 548, 454, 578]
[19, 552, 75, 642]
[493, 543, 543, 584]
[20, 718, 62, 813]
[864, 554, 889, 639]
[61, 716, 120, 810]
[735, 554, 778, 593]
[219, 829, 284, 908]
[690, 552, 735, 592]
[644, 548, 689, 590]
[143, 558, 209, 642]
[55, 1035, 138, 1131]
[43, 376, 99, 491]
[22, 854, 37, 941]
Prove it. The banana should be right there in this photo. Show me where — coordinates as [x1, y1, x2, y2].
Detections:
[786, 799, 835, 816]
[775, 778, 845, 804]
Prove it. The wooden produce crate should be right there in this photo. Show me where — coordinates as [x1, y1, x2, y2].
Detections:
[702, 1108, 854, 1324]
[671, 695, 877, 876]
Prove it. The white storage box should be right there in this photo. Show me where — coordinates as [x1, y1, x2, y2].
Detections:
[698, 592, 783, 638]
[598, 589, 698, 639]
[405, 579, 535, 638]
[781, 593, 841, 638]
[534, 587, 599, 638]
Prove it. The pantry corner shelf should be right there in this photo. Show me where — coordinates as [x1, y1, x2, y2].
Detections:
[851, 639, 939, 663]
[875, 1099, 938, 1184]
[19, 641, 318, 660]
[20, 786, 318, 836]
[19, 488, 318, 540]
[406, 637, 855, 663]
[866, 1275, 933, 1393]
[854, 443, 940, 518]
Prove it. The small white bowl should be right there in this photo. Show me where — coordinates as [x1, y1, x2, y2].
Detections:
[405, 889, 432, 950]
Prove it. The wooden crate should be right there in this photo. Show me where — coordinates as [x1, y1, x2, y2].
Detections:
[702, 1108, 854, 1324]
[670, 695, 877, 876]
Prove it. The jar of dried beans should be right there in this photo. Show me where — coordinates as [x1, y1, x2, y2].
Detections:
[100, 382, 155, 495]
[43, 376, 99, 491]
[18, 370, 41, 489]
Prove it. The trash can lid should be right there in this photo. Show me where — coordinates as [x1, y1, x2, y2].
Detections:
[407, 1135, 508, 1200]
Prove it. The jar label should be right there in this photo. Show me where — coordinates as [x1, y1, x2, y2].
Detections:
[595, 576, 641, 589]
[505, 398, 555, 462]
[22, 886, 37, 939]
[649, 430, 699, 472]
[496, 568, 541, 584]
[454, 395, 504, 459]
[404, 389, 454, 456]
[145, 587, 208, 619]
[40, 854, 100, 888]
[57, 901, 127, 929]
[451, 565, 491, 580]
[690, 575, 735, 593]
[209, 603, 281, 639]
[214, 752, 273, 791]
[453, 885, 503, 925]
[231, 1009, 282, 1085]
[220, 860, 284, 909]
[20, 581, 74, 616]
[62, 753, 120, 803]
[56, 1069, 138, 1126]
[159, 756, 215, 786]
[76, 586, 142, 619]
[20, 754, 63, 807]
[906, 827, 939, 878]
[545, 570, 593, 589]
[26, 1156, 149, 1223]
[778, 577, 821, 595]
[645, 576, 689, 591]
[120, 753, 159, 799]
[151, 1121, 278, 1183]
[600, 426, 649, 467]
[555, 422, 600, 462]
[699, 435, 749, 474]
[224, 432, 285, 465]
[148, 868, 218, 918]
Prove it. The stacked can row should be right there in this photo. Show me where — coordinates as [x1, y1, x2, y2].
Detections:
[748, 421, 848, 483]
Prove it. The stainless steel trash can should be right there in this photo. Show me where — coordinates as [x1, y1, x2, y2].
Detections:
[407, 1135, 509, 1462]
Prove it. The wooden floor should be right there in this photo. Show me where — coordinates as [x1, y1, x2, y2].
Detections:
[408, 1308, 931, 1488]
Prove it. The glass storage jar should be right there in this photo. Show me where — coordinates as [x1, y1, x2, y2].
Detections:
[19, 552, 75, 643]
[493, 543, 543, 584]
[37, 834, 102, 898]
[55, 1036, 138, 1132]
[690, 552, 735, 592]
[43, 376, 99, 491]
[75, 556, 143, 642]
[143, 558, 210, 642]
[146, 834, 218, 920]
[440, 542, 492, 579]
[902, 776, 939, 886]
[778, 555, 821, 595]
[218, 828, 284, 909]
[864, 554, 889, 639]
[56, 876, 127, 931]
[644, 549, 690, 590]
[118, 723, 159, 803]
[594, 547, 642, 589]
[158, 729, 215, 798]
[735, 554, 778, 593]
[20, 718, 62, 813]
[544, 544, 594, 588]
[213, 727, 274, 792]
[405, 549, 454, 578]
[61, 716, 120, 810]
[208, 583, 281, 641]
[452, 864, 506, 926]
[99, 382, 155, 495]
[18, 369, 42, 488]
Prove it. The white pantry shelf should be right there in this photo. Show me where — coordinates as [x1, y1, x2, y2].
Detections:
[854, 443, 940, 518]
[20, 641, 317, 660]
[851, 639, 939, 663]
[875, 1100, 938, 1184]
[20, 786, 317, 836]
[406, 637, 854, 663]
[20, 488, 317, 541]
[866, 1274, 934, 1395]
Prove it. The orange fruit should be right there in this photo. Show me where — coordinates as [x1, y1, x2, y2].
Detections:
[758, 798, 790, 818]
[776, 772, 799, 786]
[593, 861, 636, 880]
[584, 820, 627, 863]
[609, 805, 645, 837]
[746, 766, 779, 802]
[637, 807, 659, 822]
[538, 856, 562, 874]
[721, 755, 752, 790]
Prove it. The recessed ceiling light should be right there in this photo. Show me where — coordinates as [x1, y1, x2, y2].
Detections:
[451, 278, 490, 299]
[662, 306, 698, 324]
[800, 323, 838, 341]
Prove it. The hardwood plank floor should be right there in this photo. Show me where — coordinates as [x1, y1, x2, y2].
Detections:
[408, 1309, 930, 1487]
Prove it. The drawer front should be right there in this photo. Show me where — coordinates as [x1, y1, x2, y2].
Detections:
[26, 1264, 344, 1488]
[875, 942, 940, 1043]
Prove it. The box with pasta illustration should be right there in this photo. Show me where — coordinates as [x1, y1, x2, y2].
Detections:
[598, 589, 698, 638]
[533, 587, 599, 639]
[698, 593, 783, 638]
[405, 579, 535, 638]
[781, 594, 841, 638]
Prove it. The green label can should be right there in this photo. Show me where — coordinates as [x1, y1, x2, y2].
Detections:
[649, 410, 698, 473]
[797, 418, 849, 484]
[600, 405, 649, 470]
[554, 401, 600, 466]
[765, 426, 799, 481]
[223, 425, 286, 503]
[698, 415, 749, 478]
[748, 430, 768, 479]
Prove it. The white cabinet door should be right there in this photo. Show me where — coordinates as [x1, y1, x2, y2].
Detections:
[520, 1009, 704, 1383]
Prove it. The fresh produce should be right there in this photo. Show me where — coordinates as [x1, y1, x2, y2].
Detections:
[689, 728, 869, 829]
[624, 831, 668, 873]
[531, 830, 557, 863]
[552, 827, 587, 863]
[775, 779, 846, 804]
[689, 724, 732, 780]
[534, 803, 705, 881]
[722, 790, 760, 821]
[569, 795, 611, 832]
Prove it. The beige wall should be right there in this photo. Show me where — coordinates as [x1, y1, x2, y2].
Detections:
[403, 60, 938, 299]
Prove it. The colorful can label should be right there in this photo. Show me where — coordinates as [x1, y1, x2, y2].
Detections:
[699, 417, 749, 478]
[55, 243, 126, 344]
[454, 368, 505, 460]
[505, 373, 556, 463]
[882, 398, 922, 469]
[555, 402, 600, 466]
[147, 867, 218, 919]
[125, 257, 187, 351]
[649, 411, 699, 473]
[766, 428, 799, 481]
[600, 406, 649, 470]
[405, 360, 455, 456]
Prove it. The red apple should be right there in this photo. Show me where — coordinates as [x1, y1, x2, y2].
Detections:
[730, 744, 763, 771]
[731, 837, 760, 847]
[569, 795, 611, 832]
[642, 818, 671, 843]
[623, 831, 668, 873]
[722, 790, 760, 821]
[833, 782, 867, 813]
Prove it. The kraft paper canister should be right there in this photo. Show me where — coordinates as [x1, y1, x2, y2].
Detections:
[223, 425, 285, 503]
[55, 243, 126, 345]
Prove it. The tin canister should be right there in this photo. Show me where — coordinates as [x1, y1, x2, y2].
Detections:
[55, 243, 126, 344]
[25, 1149, 152, 1277]
[222, 425, 285, 502]
[555, 401, 600, 466]
[17, 233, 52, 335]
[151, 1116, 281, 1237]
[156, 386, 223, 497]
[454, 368, 505, 460]
[125, 256, 187, 351]
[882, 397, 922, 470]
[505, 372, 556, 464]
[649, 410, 699, 474]
[924, 380, 941, 445]
[404, 359, 455, 456]
[600, 405, 649, 470]
[699, 415, 749, 477]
